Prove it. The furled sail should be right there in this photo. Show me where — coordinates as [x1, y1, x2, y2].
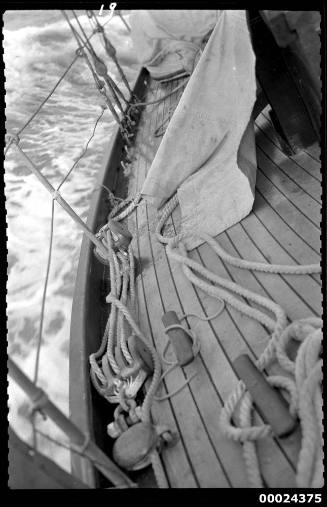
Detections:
[129, 10, 220, 81]
[132, 10, 257, 250]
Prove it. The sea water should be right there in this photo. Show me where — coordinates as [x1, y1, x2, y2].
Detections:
[4, 10, 138, 472]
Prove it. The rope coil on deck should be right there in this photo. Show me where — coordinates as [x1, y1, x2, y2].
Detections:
[93, 174, 321, 488]
[15, 12, 319, 485]
[154, 193, 322, 488]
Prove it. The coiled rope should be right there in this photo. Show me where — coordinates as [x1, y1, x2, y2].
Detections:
[154, 192, 322, 488]
[90, 168, 322, 488]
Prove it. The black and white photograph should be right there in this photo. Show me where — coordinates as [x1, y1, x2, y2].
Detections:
[4, 5, 323, 492]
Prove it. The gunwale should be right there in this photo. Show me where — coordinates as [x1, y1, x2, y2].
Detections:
[69, 70, 321, 488]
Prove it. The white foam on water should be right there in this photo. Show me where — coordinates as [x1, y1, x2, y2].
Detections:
[5, 10, 138, 474]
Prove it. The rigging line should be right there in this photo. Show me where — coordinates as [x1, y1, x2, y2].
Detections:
[71, 10, 128, 108]
[63, 10, 124, 122]
[72, 10, 96, 55]
[15, 57, 78, 138]
[34, 429, 106, 470]
[62, 11, 109, 104]
[6, 13, 108, 154]
[62, 10, 88, 52]
[31, 198, 55, 450]
[63, 10, 103, 81]
[90, 10, 132, 96]
[116, 11, 131, 33]
[33, 199, 55, 387]
[57, 106, 106, 191]
[87, 13, 106, 51]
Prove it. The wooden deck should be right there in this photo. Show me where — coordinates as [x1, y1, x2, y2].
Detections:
[124, 77, 321, 488]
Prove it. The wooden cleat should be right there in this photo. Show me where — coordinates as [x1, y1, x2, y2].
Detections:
[233, 354, 298, 438]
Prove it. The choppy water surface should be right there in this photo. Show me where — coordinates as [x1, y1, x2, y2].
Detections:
[5, 10, 138, 472]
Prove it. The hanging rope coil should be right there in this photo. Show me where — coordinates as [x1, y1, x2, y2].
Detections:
[92, 175, 321, 487]
[88, 10, 132, 96]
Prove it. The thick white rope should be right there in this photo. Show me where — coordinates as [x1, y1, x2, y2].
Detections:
[91, 183, 322, 488]
[154, 193, 322, 488]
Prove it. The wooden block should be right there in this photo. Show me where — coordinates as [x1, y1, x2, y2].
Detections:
[112, 422, 157, 471]
[162, 311, 194, 366]
[233, 354, 297, 438]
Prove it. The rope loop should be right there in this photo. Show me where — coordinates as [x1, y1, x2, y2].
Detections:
[70, 433, 92, 455]
[88, 159, 321, 486]
[29, 390, 49, 420]
[75, 47, 84, 58]
[10, 133, 21, 145]
[51, 190, 61, 201]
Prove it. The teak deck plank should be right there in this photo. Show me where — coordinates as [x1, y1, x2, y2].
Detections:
[251, 193, 321, 285]
[254, 126, 321, 203]
[258, 111, 322, 182]
[122, 76, 322, 487]
[129, 81, 200, 488]
[255, 172, 320, 253]
[134, 82, 237, 488]
[168, 217, 298, 486]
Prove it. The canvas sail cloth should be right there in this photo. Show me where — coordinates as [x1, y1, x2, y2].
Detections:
[138, 10, 257, 250]
[129, 10, 220, 81]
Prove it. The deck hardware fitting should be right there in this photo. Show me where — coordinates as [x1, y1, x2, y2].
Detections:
[233, 354, 298, 438]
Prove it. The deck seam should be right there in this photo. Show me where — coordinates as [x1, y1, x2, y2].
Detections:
[167, 209, 301, 474]
[132, 81, 178, 488]
[257, 112, 321, 180]
[238, 222, 321, 316]
[255, 141, 321, 205]
[142, 80, 233, 487]
[255, 186, 320, 254]
[184, 241, 298, 474]
[257, 167, 320, 229]
[135, 79, 201, 487]
[251, 209, 321, 285]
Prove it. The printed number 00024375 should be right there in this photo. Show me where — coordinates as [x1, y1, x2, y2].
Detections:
[259, 494, 322, 504]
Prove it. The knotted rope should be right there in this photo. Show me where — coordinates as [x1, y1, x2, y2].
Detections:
[94, 185, 322, 487]
[221, 319, 323, 488]
[154, 192, 322, 488]
[154, 305, 224, 401]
